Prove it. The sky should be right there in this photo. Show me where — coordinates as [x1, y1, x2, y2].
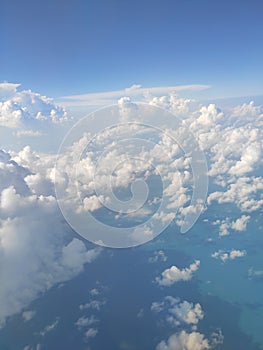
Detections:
[1, 0, 263, 101]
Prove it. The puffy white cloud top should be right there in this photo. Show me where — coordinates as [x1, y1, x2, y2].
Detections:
[151, 296, 204, 326]
[156, 260, 200, 286]
[156, 330, 210, 350]
[0, 83, 67, 128]
[151, 294, 223, 349]
[213, 215, 250, 236]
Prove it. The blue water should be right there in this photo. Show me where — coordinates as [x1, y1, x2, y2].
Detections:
[0, 204, 262, 349]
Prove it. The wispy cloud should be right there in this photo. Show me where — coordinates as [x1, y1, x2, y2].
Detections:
[58, 84, 211, 107]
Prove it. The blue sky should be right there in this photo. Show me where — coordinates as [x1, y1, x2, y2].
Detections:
[1, 0, 263, 100]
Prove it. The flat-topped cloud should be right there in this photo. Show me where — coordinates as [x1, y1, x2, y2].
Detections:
[58, 84, 210, 107]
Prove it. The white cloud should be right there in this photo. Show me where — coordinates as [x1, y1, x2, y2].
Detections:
[229, 249, 246, 259]
[54, 109, 207, 246]
[151, 300, 168, 313]
[90, 288, 100, 296]
[156, 330, 210, 350]
[152, 295, 223, 350]
[0, 149, 101, 327]
[22, 310, 36, 322]
[229, 143, 261, 176]
[230, 101, 263, 121]
[0, 82, 20, 101]
[207, 177, 263, 213]
[24, 173, 53, 196]
[147, 97, 262, 218]
[130, 225, 154, 245]
[231, 215, 250, 231]
[210, 330, 224, 348]
[136, 94, 263, 221]
[61, 239, 101, 274]
[218, 221, 230, 237]
[80, 195, 105, 212]
[213, 215, 250, 236]
[148, 250, 167, 263]
[156, 260, 200, 286]
[0, 83, 67, 128]
[79, 299, 107, 311]
[14, 130, 43, 137]
[75, 315, 99, 329]
[248, 267, 263, 278]
[3, 83, 263, 231]
[149, 94, 195, 116]
[190, 104, 224, 131]
[168, 300, 204, 326]
[23, 344, 42, 350]
[58, 84, 210, 107]
[211, 249, 246, 262]
[151, 296, 204, 327]
[39, 318, 59, 337]
[84, 327, 98, 341]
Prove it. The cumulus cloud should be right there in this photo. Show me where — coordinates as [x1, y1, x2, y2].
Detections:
[0, 83, 20, 101]
[0, 83, 67, 128]
[32, 89, 261, 247]
[54, 110, 204, 246]
[152, 294, 223, 350]
[61, 239, 101, 273]
[231, 215, 250, 231]
[149, 93, 195, 116]
[0, 149, 101, 327]
[149, 93, 263, 217]
[190, 104, 224, 131]
[156, 260, 200, 286]
[229, 144, 261, 176]
[213, 215, 250, 236]
[211, 249, 246, 262]
[230, 101, 263, 122]
[151, 296, 204, 326]
[168, 300, 204, 326]
[156, 330, 210, 350]
[207, 177, 263, 213]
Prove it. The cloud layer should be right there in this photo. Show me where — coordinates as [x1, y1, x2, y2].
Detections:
[0, 149, 101, 327]
[1, 82, 263, 337]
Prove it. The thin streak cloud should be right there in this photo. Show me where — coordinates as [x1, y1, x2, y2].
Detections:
[58, 84, 211, 107]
